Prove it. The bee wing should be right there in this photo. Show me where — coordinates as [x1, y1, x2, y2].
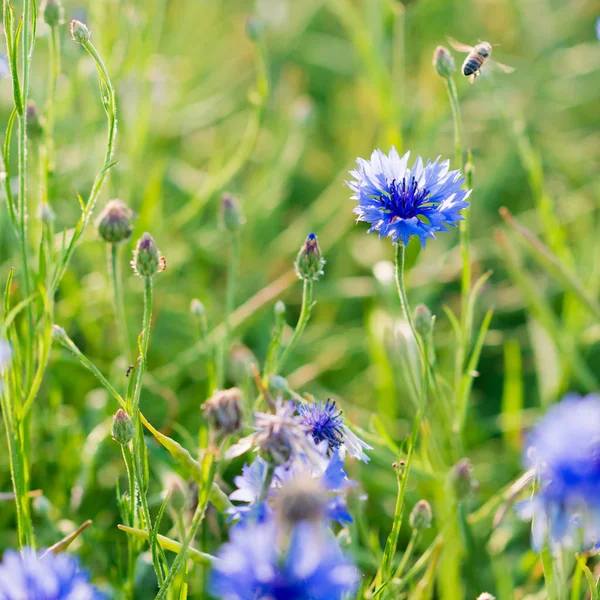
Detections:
[447, 37, 473, 53]
[490, 59, 515, 74]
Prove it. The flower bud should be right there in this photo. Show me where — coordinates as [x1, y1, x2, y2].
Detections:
[112, 409, 134, 445]
[96, 199, 133, 244]
[165, 475, 188, 513]
[51, 324, 68, 343]
[43, 0, 63, 27]
[409, 499, 433, 531]
[220, 193, 245, 233]
[131, 232, 165, 278]
[201, 388, 244, 436]
[294, 233, 325, 281]
[268, 375, 289, 394]
[38, 202, 56, 226]
[70, 20, 90, 44]
[414, 304, 433, 338]
[451, 457, 477, 499]
[433, 45, 455, 79]
[274, 300, 286, 317]
[245, 16, 263, 42]
[476, 594, 496, 600]
[275, 475, 326, 529]
[190, 298, 205, 318]
[26, 101, 45, 142]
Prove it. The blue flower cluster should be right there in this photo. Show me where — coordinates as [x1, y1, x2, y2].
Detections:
[0, 548, 103, 600]
[519, 394, 600, 549]
[211, 397, 368, 599]
[347, 147, 471, 247]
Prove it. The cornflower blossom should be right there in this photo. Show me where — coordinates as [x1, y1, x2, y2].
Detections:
[228, 454, 354, 526]
[225, 400, 324, 467]
[346, 147, 471, 247]
[0, 548, 103, 600]
[518, 394, 600, 549]
[296, 399, 372, 463]
[210, 520, 358, 600]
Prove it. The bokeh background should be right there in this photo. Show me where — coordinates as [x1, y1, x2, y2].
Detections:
[1, 0, 600, 597]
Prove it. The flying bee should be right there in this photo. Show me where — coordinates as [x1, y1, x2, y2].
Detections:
[448, 38, 515, 83]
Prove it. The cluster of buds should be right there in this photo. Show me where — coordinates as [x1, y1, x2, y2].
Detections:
[432, 46, 455, 79]
[96, 199, 133, 244]
[294, 233, 325, 281]
[201, 388, 244, 436]
[131, 233, 166, 278]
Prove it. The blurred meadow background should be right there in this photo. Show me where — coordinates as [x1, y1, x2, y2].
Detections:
[1, 0, 600, 597]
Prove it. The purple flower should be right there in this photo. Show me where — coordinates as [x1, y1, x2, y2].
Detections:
[518, 394, 600, 549]
[296, 399, 371, 463]
[210, 520, 358, 600]
[0, 548, 103, 599]
[346, 147, 471, 247]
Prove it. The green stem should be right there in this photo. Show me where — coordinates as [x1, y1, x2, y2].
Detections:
[257, 462, 276, 505]
[276, 279, 313, 373]
[44, 23, 60, 198]
[52, 37, 117, 293]
[216, 232, 240, 389]
[121, 445, 137, 600]
[110, 244, 131, 360]
[394, 528, 420, 579]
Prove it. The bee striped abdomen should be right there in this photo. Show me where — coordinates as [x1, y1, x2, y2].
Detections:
[463, 55, 483, 76]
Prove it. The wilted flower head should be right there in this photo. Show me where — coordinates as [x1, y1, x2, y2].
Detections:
[346, 147, 471, 247]
[202, 388, 244, 436]
[433, 45, 455, 79]
[519, 394, 600, 549]
[294, 233, 325, 281]
[226, 400, 322, 467]
[0, 548, 103, 599]
[296, 398, 372, 463]
[210, 519, 358, 600]
[96, 200, 133, 244]
[131, 232, 165, 278]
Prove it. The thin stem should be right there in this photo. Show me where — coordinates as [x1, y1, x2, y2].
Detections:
[121, 445, 137, 600]
[44, 23, 60, 197]
[394, 528, 420, 579]
[257, 463, 276, 505]
[276, 279, 313, 373]
[216, 232, 240, 389]
[110, 244, 131, 360]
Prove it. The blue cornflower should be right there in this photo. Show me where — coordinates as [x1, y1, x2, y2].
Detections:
[518, 394, 600, 549]
[346, 147, 471, 247]
[0, 548, 103, 599]
[210, 520, 358, 600]
[296, 399, 372, 463]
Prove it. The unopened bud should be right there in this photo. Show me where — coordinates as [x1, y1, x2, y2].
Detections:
[112, 409, 134, 445]
[476, 594, 496, 600]
[268, 375, 289, 394]
[51, 324, 68, 343]
[131, 233, 165, 278]
[201, 388, 244, 436]
[452, 458, 477, 499]
[166, 476, 188, 513]
[38, 202, 56, 226]
[414, 304, 433, 338]
[70, 20, 90, 44]
[220, 194, 245, 233]
[409, 500, 433, 531]
[26, 101, 45, 141]
[43, 0, 63, 27]
[433, 46, 455, 79]
[245, 16, 263, 41]
[228, 344, 258, 384]
[96, 199, 133, 244]
[294, 233, 325, 281]
[274, 300, 286, 318]
[190, 299, 205, 318]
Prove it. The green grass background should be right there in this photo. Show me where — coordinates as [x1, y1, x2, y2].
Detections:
[1, 0, 600, 597]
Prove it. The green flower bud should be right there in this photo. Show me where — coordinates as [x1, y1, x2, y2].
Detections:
[38, 202, 56, 226]
[451, 457, 478, 499]
[51, 324, 68, 343]
[131, 232, 165, 278]
[26, 101, 45, 142]
[268, 375, 289, 394]
[245, 16, 263, 42]
[294, 233, 325, 281]
[409, 499, 433, 531]
[43, 0, 63, 27]
[414, 304, 433, 338]
[220, 193, 245, 233]
[112, 409, 134, 445]
[70, 20, 90, 44]
[190, 298, 205, 318]
[201, 388, 244, 436]
[433, 45, 455, 79]
[476, 594, 496, 600]
[96, 199, 133, 244]
[166, 475, 188, 514]
[228, 344, 258, 384]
